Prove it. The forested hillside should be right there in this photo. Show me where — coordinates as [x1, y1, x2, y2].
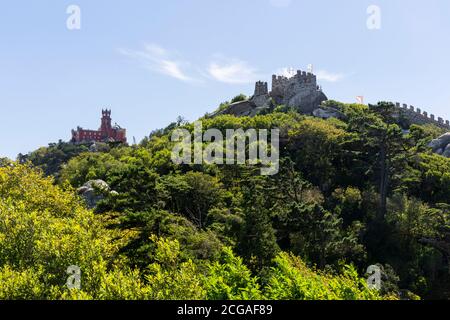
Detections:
[3, 101, 450, 300]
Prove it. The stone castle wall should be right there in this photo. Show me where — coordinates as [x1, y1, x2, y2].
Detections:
[393, 102, 450, 129]
[270, 70, 318, 100]
[218, 67, 449, 131]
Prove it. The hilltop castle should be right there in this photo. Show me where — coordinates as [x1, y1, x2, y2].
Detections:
[270, 71, 328, 113]
[71, 109, 127, 144]
[215, 68, 450, 131]
[216, 70, 328, 117]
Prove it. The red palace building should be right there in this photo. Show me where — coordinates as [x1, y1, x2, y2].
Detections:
[71, 109, 127, 144]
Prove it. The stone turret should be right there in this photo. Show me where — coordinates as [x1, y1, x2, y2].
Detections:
[254, 81, 268, 96]
[215, 68, 328, 117]
[270, 70, 326, 114]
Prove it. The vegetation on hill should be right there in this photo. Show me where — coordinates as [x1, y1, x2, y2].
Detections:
[3, 101, 450, 300]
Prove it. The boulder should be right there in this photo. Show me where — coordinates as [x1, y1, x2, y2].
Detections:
[252, 94, 271, 109]
[443, 144, 450, 158]
[217, 100, 256, 117]
[428, 133, 450, 151]
[429, 132, 450, 158]
[286, 91, 328, 115]
[216, 95, 273, 118]
[77, 179, 114, 209]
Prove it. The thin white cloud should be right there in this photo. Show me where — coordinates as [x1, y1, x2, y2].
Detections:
[120, 46, 262, 85]
[120, 43, 344, 86]
[208, 59, 262, 84]
[158, 59, 192, 82]
[315, 70, 345, 83]
[118, 44, 196, 83]
[145, 44, 167, 57]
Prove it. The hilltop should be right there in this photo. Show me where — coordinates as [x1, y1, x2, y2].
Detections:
[214, 70, 450, 132]
[5, 94, 450, 300]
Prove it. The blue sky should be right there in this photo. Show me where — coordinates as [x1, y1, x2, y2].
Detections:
[1, 0, 450, 159]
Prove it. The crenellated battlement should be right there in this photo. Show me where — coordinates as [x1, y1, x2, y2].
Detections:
[394, 102, 450, 129]
[265, 69, 326, 113]
[270, 69, 320, 103]
[220, 68, 328, 118]
[220, 65, 450, 131]
[271, 70, 317, 93]
[101, 109, 111, 117]
[254, 81, 268, 96]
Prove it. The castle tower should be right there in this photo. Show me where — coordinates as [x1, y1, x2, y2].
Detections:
[100, 109, 112, 134]
[254, 81, 268, 96]
[71, 109, 127, 144]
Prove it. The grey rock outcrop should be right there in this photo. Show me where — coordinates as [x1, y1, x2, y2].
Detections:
[443, 144, 450, 157]
[429, 133, 450, 158]
[220, 100, 260, 117]
[77, 179, 116, 209]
